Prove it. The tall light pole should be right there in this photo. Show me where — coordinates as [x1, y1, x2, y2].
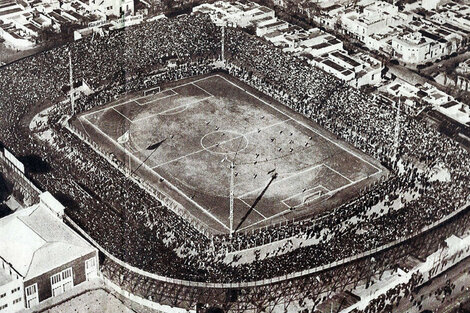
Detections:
[229, 160, 234, 238]
[222, 155, 235, 238]
[69, 50, 75, 115]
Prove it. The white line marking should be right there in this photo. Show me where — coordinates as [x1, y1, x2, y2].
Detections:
[135, 92, 178, 106]
[216, 74, 383, 175]
[133, 96, 213, 123]
[151, 118, 291, 168]
[152, 134, 239, 169]
[325, 170, 382, 197]
[323, 164, 353, 183]
[200, 130, 249, 155]
[192, 81, 215, 97]
[238, 208, 292, 232]
[281, 200, 291, 209]
[136, 89, 178, 105]
[113, 108, 132, 123]
[238, 164, 324, 199]
[80, 115, 230, 231]
[82, 75, 215, 119]
[238, 198, 267, 219]
[282, 185, 329, 203]
[281, 186, 329, 208]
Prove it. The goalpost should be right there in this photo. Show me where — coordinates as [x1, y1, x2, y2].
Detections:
[143, 86, 160, 96]
[302, 190, 323, 204]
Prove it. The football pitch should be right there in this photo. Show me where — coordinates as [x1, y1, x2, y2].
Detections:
[76, 73, 387, 234]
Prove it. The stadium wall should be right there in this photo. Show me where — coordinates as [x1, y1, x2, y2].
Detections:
[65, 198, 470, 289]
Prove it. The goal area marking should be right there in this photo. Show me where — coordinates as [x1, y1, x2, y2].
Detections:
[143, 86, 161, 96]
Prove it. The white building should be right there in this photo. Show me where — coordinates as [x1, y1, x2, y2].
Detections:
[89, 0, 133, 17]
[422, 0, 440, 11]
[192, 1, 274, 28]
[391, 27, 460, 64]
[256, 19, 288, 36]
[311, 50, 382, 88]
[341, 1, 411, 42]
[0, 192, 98, 312]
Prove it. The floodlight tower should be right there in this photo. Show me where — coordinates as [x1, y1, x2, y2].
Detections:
[229, 160, 234, 238]
[222, 155, 235, 238]
[69, 50, 75, 115]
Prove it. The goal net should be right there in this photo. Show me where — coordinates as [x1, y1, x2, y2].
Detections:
[302, 190, 323, 204]
[143, 86, 160, 96]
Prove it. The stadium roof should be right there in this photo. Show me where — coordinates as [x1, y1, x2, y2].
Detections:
[0, 199, 95, 279]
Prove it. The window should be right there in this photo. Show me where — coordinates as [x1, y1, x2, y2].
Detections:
[25, 284, 38, 309]
[51, 268, 73, 297]
[0, 304, 7, 310]
[0, 293, 5, 299]
[85, 258, 96, 270]
[51, 273, 62, 285]
[12, 298, 21, 304]
[11, 287, 20, 294]
[62, 268, 72, 280]
[25, 284, 36, 297]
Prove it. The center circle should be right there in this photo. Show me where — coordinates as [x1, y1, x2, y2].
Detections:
[201, 130, 248, 155]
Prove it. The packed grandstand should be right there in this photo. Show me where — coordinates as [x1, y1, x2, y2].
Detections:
[0, 12, 469, 312]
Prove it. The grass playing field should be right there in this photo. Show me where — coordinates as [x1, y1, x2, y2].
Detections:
[75, 73, 387, 234]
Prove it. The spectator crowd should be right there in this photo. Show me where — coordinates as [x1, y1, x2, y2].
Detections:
[0, 12, 468, 291]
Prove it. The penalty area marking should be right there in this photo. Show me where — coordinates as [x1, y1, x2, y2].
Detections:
[112, 108, 133, 123]
[237, 163, 324, 199]
[281, 185, 330, 208]
[79, 115, 231, 231]
[192, 81, 215, 97]
[81, 75, 215, 119]
[135, 90, 178, 107]
[238, 198, 267, 219]
[133, 96, 213, 123]
[323, 164, 353, 183]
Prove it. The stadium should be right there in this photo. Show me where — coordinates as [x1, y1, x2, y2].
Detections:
[75, 72, 387, 234]
[0, 11, 469, 313]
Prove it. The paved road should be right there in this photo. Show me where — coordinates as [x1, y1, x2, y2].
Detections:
[388, 64, 429, 86]
[421, 51, 470, 76]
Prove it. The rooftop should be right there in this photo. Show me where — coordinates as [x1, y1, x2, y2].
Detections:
[0, 197, 95, 280]
[261, 20, 286, 29]
[331, 51, 361, 67]
[258, 6, 271, 13]
[0, 7, 22, 16]
[323, 59, 346, 72]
